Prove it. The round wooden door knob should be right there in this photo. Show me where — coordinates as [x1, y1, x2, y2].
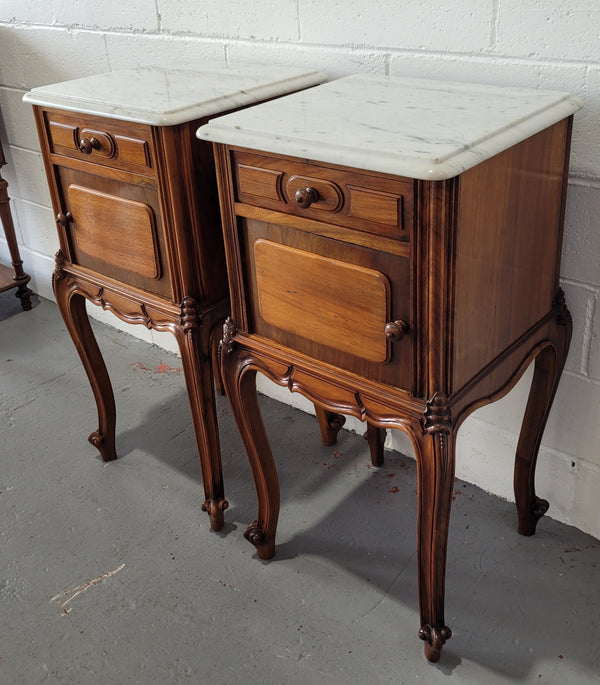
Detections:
[385, 320, 409, 342]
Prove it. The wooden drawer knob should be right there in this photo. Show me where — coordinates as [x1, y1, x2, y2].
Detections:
[385, 319, 409, 342]
[79, 136, 100, 154]
[294, 186, 319, 208]
[56, 211, 72, 227]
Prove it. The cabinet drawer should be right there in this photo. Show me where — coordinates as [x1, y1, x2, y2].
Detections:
[233, 150, 413, 241]
[45, 110, 154, 175]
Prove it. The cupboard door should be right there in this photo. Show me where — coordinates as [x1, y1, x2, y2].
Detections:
[57, 167, 172, 298]
[68, 185, 160, 280]
[241, 217, 414, 390]
[254, 239, 390, 363]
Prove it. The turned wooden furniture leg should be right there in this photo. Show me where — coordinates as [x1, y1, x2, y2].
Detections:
[365, 423, 386, 467]
[315, 406, 346, 445]
[175, 298, 227, 531]
[221, 333, 279, 559]
[514, 305, 572, 536]
[0, 164, 32, 310]
[53, 269, 116, 462]
[412, 394, 455, 662]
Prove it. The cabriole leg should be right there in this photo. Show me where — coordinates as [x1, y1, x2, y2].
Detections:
[220, 335, 279, 560]
[514, 306, 571, 536]
[411, 395, 456, 662]
[53, 270, 116, 462]
[175, 300, 227, 531]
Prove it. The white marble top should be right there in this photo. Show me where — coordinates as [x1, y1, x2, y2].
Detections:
[197, 74, 583, 180]
[23, 64, 327, 126]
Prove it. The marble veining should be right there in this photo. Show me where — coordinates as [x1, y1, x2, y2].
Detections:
[197, 74, 583, 180]
[23, 64, 326, 126]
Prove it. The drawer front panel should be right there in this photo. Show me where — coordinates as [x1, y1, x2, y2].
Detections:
[233, 150, 413, 241]
[68, 185, 160, 280]
[58, 167, 172, 298]
[242, 218, 414, 390]
[254, 239, 390, 363]
[238, 163, 283, 201]
[46, 110, 153, 175]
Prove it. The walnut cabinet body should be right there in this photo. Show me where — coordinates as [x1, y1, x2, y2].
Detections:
[28, 65, 328, 532]
[213, 116, 574, 661]
[31, 105, 232, 528]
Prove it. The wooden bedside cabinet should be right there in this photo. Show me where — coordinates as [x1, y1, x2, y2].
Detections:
[198, 74, 582, 660]
[23, 65, 325, 531]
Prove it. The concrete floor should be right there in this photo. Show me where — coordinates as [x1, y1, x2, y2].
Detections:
[1, 293, 599, 685]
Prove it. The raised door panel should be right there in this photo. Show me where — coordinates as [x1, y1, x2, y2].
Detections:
[254, 239, 390, 363]
[241, 217, 414, 390]
[57, 167, 172, 298]
[68, 185, 160, 280]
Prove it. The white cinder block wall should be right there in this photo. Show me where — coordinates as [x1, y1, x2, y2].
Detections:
[1, 2, 599, 539]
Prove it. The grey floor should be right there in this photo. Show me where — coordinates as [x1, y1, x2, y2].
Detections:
[1, 293, 599, 685]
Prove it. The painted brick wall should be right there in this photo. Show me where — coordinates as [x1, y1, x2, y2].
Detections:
[1, 1, 598, 538]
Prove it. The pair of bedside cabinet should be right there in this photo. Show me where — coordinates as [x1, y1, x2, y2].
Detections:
[26, 68, 582, 662]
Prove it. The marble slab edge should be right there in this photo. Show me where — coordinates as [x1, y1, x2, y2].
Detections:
[197, 95, 583, 181]
[22, 72, 327, 127]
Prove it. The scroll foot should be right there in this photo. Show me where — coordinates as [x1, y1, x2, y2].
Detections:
[201, 497, 229, 532]
[88, 430, 116, 462]
[244, 520, 275, 560]
[518, 496, 549, 536]
[419, 624, 452, 663]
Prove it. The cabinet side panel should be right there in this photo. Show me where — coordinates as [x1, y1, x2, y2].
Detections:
[452, 119, 570, 391]
[154, 122, 228, 306]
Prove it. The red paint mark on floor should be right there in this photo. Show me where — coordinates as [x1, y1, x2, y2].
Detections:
[388, 486, 400, 494]
[132, 362, 152, 371]
[131, 361, 182, 374]
[155, 362, 183, 374]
